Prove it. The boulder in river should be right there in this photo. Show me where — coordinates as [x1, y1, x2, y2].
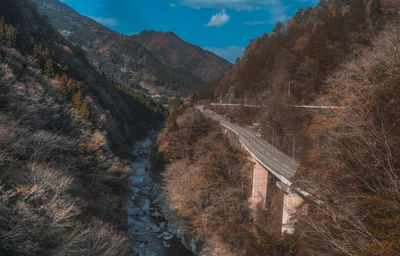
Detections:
[163, 241, 171, 248]
[127, 208, 146, 217]
[163, 232, 174, 240]
[151, 211, 163, 218]
[151, 224, 161, 233]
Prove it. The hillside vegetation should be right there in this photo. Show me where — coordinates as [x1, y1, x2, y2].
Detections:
[173, 0, 400, 255]
[33, 0, 231, 97]
[0, 28, 130, 256]
[296, 23, 400, 256]
[132, 30, 231, 82]
[0, 0, 166, 155]
[193, 0, 400, 160]
[157, 107, 253, 254]
[0, 0, 167, 255]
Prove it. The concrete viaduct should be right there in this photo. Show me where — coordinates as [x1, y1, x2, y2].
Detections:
[219, 120, 305, 234]
[196, 105, 307, 234]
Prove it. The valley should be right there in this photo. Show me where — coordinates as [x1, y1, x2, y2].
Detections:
[1, 0, 400, 255]
[33, 0, 231, 98]
[126, 137, 194, 255]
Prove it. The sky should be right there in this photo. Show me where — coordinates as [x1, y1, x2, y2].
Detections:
[60, 0, 319, 62]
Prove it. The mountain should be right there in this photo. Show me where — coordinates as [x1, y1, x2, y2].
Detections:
[32, 0, 231, 97]
[132, 30, 231, 82]
[185, 0, 400, 254]
[1, 0, 166, 154]
[193, 0, 400, 159]
[0, 0, 169, 255]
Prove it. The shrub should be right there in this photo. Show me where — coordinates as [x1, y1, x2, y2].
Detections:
[159, 108, 252, 253]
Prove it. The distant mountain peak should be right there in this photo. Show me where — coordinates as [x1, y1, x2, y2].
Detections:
[132, 29, 231, 82]
[33, 0, 230, 96]
[137, 30, 179, 38]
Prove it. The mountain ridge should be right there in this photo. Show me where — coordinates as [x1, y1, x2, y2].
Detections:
[33, 0, 231, 97]
[0, 0, 168, 254]
[132, 30, 231, 82]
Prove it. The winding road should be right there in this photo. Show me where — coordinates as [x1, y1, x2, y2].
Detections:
[196, 105, 299, 186]
[220, 120, 299, 185]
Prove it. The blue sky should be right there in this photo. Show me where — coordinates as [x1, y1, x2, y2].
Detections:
[60, 0, 319, 62]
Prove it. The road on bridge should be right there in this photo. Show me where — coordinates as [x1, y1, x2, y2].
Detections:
[195, 105, 299, 182]
[220, 120, 299, 181]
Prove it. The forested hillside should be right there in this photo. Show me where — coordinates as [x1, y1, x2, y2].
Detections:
[0, 0, 165, 254]
[295, 23, 400, 255]
[162, 0, 400, 255]
[157, 107, 253, 255]
[193, 0, 400, 160]
[132, 30, 231, 82]
[33, 0, 231, 97]
[0, 0, 166, 155]
[0, 44, 130, 255]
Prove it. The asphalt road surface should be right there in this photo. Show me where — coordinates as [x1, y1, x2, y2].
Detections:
[195, 105, 299, 180]
[220, 120, 299, 180]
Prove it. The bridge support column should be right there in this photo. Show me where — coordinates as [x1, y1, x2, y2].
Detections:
[251, 160, 269, 208]
[281, 192, 303, 234]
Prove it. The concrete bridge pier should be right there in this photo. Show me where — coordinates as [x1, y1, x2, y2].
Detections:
[219, 119, 305, 235]
[250, 160, 304, 234]
[250, 159, 269, 209]
[281, 191, 303, 234]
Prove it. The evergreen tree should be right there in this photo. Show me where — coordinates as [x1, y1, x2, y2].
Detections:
[60, 73, 68, 83]
[273, 22, 284, 33]
[0, 16, 4, 31]
[347, 0, 366, 31]
[79, 97, 90, 120]
[73, 90, 83, 108]
[66, 78, 74, 97]
[370, 0, 383, 25]
[4, 24, 16, 47]
[42, 47, 50, 57]
[57, 74, 69, 98]
[44, 58, 54, 76]
[33, 43, 43, 64]
[57, 81, 67, 98]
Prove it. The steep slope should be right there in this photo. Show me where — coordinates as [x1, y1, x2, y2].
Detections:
[194, 0, 400, 159]
[33, 0, 230, 96]
[0, 0, 148, 255]
[0, 45, 130, 256]
[295, 22, 400, 256]
[1, 0, 166, 155]
[176, 0, 400, 254]
[132, 30, 231, 82]
[157, 107, 253, 255]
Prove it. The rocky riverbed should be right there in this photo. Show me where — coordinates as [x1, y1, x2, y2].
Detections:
[126, 137, 194, 256]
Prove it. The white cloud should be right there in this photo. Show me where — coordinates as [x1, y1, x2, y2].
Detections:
[205, 46, 245, 63]
[89, 16, 120, 27]
[206, 9, 230, 27]
[181, 0, 280, 10]
[170, 3, 177, 7]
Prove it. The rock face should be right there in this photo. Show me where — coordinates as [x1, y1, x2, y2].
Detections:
[33, 0, 231, 97]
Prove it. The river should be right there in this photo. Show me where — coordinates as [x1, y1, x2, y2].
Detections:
[126, 136, 194, 256]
